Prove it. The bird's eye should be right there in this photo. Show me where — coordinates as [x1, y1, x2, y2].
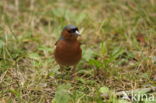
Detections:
[69, 29, 75, 33]
[69, 28, 78, 33]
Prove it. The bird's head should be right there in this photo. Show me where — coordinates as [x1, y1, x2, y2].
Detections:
[61, 25, 80, 41]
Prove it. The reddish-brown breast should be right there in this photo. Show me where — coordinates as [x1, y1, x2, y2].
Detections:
[54, 39, 82, 66]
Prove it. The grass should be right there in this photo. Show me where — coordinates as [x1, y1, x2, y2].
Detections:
[0, 0, 156, 103]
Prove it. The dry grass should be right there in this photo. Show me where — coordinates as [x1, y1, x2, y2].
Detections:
[0, 0, 156, 103]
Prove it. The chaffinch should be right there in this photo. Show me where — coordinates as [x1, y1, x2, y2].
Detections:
[54, 25, 82, 75]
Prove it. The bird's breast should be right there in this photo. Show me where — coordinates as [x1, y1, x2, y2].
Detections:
[54, 40, 82, 66]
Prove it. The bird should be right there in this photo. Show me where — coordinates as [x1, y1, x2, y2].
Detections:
[54, 25, 82, 76]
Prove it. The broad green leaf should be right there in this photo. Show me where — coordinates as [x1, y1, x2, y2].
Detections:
[99, 86, 109, 94]
[54, 84, 71, 103]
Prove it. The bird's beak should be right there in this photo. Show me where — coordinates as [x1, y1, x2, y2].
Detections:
[75, 30, 80, 36]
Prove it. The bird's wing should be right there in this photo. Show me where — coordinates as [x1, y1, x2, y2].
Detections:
[55, 40, 59, 45]
[55, 37, 64, 45]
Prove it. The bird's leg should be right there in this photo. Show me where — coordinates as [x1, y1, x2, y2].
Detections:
[59, 65, 67, 76]
[57, 65, 68, 79]
[71, 65, 77, 78]
[59, 65, 64, 71]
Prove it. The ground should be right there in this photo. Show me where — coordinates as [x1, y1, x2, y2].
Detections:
[0, 0, 156, 103]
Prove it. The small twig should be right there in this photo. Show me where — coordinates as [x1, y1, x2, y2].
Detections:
[15, 0, 19, 12]
[0, 70, 8, 83]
